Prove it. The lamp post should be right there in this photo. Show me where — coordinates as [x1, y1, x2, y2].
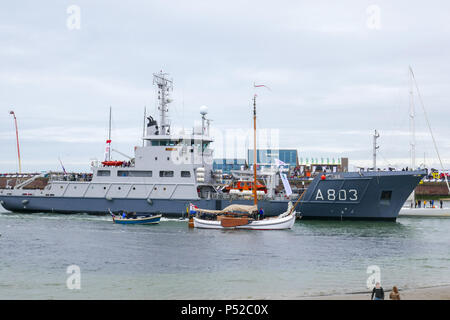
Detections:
[9, 110, 22, 173]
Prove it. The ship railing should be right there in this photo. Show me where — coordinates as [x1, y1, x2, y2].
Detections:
[49, 172, 93, 182]
[210, 192, 274, 201]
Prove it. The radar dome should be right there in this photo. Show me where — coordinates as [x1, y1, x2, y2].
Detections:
[200, 105, 208, 115]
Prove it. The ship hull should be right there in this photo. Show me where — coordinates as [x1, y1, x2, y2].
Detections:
[0, 170, 426, 221]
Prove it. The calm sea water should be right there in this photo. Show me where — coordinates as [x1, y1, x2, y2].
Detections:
[1, 211, 450, 299]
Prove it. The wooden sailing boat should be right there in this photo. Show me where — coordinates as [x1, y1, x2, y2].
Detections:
[190, 95, 297, 230]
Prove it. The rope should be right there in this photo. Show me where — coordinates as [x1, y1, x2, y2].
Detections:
[289, 188, 308, 214]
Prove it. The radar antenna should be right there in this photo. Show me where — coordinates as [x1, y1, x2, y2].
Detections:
[153, 71, 173, 135]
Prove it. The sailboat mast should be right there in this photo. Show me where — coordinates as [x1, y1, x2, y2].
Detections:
[253, 95, 258, 207]
[409, 66, 416, 170]
[9, 110, 22, 173]
[108, 106, 112, 161]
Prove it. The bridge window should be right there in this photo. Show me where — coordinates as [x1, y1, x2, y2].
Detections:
[117, 171, 152, 177]
[97, 170, 111, 177]
[181, 171, 191, 177]
[151, 140, 180, 146]
[159, 171, 174, 177]
[380, 190, 392, 205]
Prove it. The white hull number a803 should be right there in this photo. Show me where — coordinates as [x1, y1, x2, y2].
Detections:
[315, 189, 358, 201]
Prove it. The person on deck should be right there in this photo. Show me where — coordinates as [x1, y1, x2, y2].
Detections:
[258, 208, 264, 220]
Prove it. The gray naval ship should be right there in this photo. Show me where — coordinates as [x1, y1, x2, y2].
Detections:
[0, 71, 426, 221]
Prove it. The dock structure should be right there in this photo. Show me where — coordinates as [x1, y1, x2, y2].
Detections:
[399, 208, 450, 218]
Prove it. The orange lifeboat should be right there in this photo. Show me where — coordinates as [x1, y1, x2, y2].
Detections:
[224, 180, 267, 194]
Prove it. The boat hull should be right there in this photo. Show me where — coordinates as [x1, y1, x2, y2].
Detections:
[113, 214, 161, 224]
[0, 170, 426, 221]
[193, 212, 296, 230]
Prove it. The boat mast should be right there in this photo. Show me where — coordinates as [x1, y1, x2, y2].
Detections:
[108, 106, 112, 161]
[142, 106, 146, 147]
[410, 66, 450, 195]
[9, 110, 21, 173]
[253, 95, 258, 207]
[409, 66, 416, 170]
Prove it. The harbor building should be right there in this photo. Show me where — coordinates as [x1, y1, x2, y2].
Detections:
[293, 157, 349, 177]
[213, 158, 247, 174]
[247, 149, 298, 170]
[246, 149, 348, 174]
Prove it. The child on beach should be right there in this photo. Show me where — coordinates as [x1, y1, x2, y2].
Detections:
[389, 286, 400, 300]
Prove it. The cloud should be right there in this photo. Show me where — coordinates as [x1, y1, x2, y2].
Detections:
[1, 0, 450, 173]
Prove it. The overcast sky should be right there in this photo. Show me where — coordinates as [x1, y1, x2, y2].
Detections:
[1, 1, 450, 173]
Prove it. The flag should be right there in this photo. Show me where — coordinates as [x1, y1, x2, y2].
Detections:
[280, 172, 293, 196]
[275, 158, 292, 196]
[189, 203, 198, 214]
[253, 83, 272, 91]
[58, 157, 67, 174]
[274, 158, 287, 167]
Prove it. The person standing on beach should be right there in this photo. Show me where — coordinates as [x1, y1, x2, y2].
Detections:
[389, 286, 400, 300]
[371, 282, 385, 300]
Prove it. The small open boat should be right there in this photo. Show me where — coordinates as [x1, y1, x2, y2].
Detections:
[109, 210, 161, 225]
[191, 202, 296, 230]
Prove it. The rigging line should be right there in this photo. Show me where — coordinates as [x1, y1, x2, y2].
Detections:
[410, 66, 450, 194]
[378, 150, 392, 167]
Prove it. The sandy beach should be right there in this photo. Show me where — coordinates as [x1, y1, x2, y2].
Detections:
[306, 285, 450, 300]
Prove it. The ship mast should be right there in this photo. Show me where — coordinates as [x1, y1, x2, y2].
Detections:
[108, 106, 112, 161]
[373, 129, 379, 171]
[252, 95, 258, 207]
[409, 66, 416, 170]
[142, 106, 146, 147]
[153, 71, 173, 135]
